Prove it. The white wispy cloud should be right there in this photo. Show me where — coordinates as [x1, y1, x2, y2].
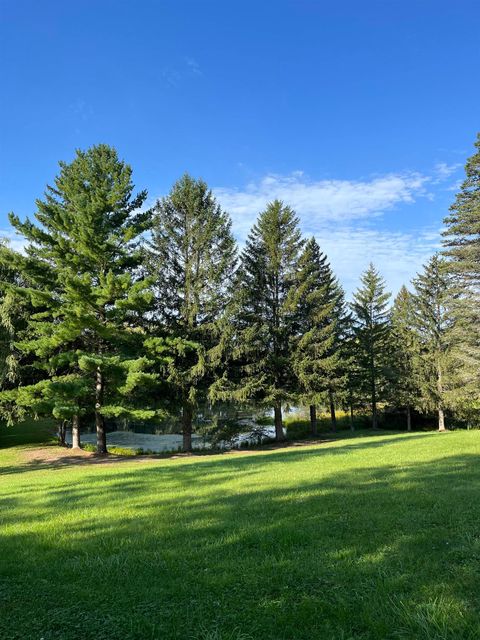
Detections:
[318, 227, 441, 297]
[0, 230, 27, 254]
[214, 170, 444, 296]
[185, 57, 202, 76]
[433, 162, 462, 181]
[215, 171, 431, 241]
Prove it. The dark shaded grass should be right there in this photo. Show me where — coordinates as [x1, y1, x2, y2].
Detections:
[1, 431, 480, 639]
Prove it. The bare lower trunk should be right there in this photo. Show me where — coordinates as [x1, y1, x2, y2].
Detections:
[349, 388, 355, 431]
[371, 359, 378, 429]
[438, 407, 446, 432]
[58, 421, 67, 446]
[309, 404, 317, 436]
[406, 405, 412, 432]
[372, 405, 378, 429]
[437, 367, 446, 432]
[95, 365, 107, 455]
[329, 389, 337, 432]
[182, 401, 193, 452]
[274, 404, 285, 441]
[72, 414, 81, 449]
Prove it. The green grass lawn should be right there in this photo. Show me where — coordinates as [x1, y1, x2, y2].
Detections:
[1, 426, 480, 640]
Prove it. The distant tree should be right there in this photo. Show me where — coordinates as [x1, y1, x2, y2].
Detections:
[391, 285, 418, 431]
[147, 174, 237, 451]
[0, 145, 156, 453]
[288, 238, 345, 434]
[351, 264, 392, 429]
[411, 255, 455, 431]
[224, 200, 303, 441]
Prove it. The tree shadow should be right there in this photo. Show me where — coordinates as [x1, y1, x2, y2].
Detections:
[0, 431, 435, 478]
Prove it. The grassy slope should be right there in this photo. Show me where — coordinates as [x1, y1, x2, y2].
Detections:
[1, 426, 480, 640]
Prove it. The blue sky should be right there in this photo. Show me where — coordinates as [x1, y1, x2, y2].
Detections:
[1, 0, 479, 295]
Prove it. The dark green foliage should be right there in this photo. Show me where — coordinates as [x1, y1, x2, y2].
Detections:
[147, 174, 237, 451]
[224, 200, 303, 440]
[443, 132, 480, 285]
[351, 263, 392, 428]
[288, 238, 346, 434]
[0, 241, 27, 390]
[442, 133, 480, 423]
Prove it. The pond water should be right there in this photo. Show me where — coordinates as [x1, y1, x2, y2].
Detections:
[65, 425, 282, 452]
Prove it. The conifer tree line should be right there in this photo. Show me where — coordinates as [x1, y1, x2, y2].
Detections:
[1, 135, 480, 453]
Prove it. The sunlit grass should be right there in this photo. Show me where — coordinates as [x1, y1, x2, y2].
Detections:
[1, 424, 480, 639]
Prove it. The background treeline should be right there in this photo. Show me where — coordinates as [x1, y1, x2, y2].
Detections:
[1, 135, 479, 454]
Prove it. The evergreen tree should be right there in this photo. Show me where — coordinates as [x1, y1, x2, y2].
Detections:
[442, 133, 480, 418]
[351, 264, 392, 429]
[288, 238, 345, 434]
[391, 285, 418, 431]
[0, 145, 156, 453]
[411, 255, 455, 431]
[224, 200, 303, 441]
[443, 133, 480, 286]
[147, 174, 237, 452]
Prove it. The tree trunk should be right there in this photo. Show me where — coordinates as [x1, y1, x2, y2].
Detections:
[328, 389, 337, 432]
[437, 366, 446, 432]
[309, 404, 317, 436]
[72, 414, 81, 449]
[371, 376, 378, 429]
[438, 407, 446, 432]
[406, 405, 412, 432]
[182, 401, 193, 452]
[372, 403, 378, 429]
[95, 365, 107, 455]
[274, 404, 285, 441]
[58, 421, 66, 446]
[371, 353, 378, 429]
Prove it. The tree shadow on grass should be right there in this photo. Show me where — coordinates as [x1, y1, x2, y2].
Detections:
[1, 439, 480, 640]
[0, 431, 435, 478]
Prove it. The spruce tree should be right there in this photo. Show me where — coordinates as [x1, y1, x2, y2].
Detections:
[147, 174, 236, 452]
[0, 145, 155, 453]
[411, 255, 455, 431]
[391, 285, 418, 431]
[442, 133, 480, 417]
[443, 133, 480, 286]
[288, 238, 345, 434]
[225, 200, 303, 441]
[351, 263, 392, 429]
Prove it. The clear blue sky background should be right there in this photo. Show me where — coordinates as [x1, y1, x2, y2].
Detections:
[1, 0, 479, 294]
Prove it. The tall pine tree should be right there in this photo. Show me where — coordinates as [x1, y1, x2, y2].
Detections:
[442, 133, 480, 419]
[0, 145, 155, 453]
[351, 263, 392, 429]
[225, 200, 303, 441]
[147, 174, 237, 452]
[288, 238, 345, 434]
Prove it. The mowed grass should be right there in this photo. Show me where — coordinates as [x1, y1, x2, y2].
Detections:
[1, 425, 480, 640]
